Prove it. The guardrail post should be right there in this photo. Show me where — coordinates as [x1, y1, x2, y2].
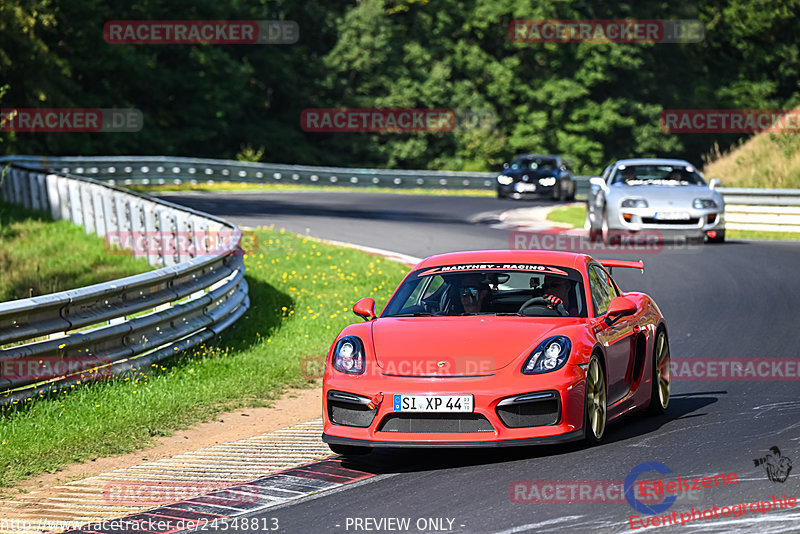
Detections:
[10, 167, 23, 206]
[143, 203, 160, 267]
[92, 185, 107, 237]
[100, 188, 115, 236]
[30, 172, 43, 212]
[45, 174, 62, 220]
[191, 215, 210, 257]
[56, 175, 70, 221]
[0, 165, 11, 201]
[158, 208, 178, 267]
[176, 212, 192, 263]
[80, 183, 96, 234]
[68, 180, 84, 227]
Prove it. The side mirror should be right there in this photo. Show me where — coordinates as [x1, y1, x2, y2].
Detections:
[709, 178, 721, 189]
[604, 296, 637, 326]
[353, 297, 376, 321]
[502, 162, 509, 169]
[589, 177, 606, 188]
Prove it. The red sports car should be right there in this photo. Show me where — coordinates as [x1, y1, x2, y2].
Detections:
[322, 250, 670, 455]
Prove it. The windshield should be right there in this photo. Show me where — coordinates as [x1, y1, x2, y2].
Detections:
[611, 164, 706, 186]
[382, 264, 587, 318]
[510, 157, 558, 171]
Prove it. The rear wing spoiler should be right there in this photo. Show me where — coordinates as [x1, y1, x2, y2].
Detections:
[598, 259, 645, 274]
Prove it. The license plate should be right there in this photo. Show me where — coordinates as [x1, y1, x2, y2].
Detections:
[393, 394, 473, 413]
[515, 183, 536, 192]
[654, 211, 691, 220]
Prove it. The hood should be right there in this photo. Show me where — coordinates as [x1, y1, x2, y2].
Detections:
[610, 184, 719, 207]
[503, 168, 558, 179]
[370, 317, 566, 376]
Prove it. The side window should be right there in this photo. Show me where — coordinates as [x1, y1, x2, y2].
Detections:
[423, 276, 444, 298]
[401, 275, 445, 310]
[589, 265, 618, 316]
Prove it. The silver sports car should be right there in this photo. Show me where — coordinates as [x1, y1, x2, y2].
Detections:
[585, 158, 725, 243]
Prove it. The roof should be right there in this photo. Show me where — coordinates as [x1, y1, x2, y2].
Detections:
[516, 154, 560, 160]
[413, 250, 589, 271]
[613, 158, 693, 167]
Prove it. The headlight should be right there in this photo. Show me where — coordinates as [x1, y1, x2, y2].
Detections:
[693, 198, 718, 209]
[497, 175, 514, 185]
[522, 336, 572, 374]
[538, 177, 557, 186]
[332, 336, 365, 374]
[621, 198, 648, 208]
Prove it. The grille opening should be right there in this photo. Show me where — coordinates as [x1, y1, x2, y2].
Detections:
[496, 396, 560, 428]
[328, 400, 377, 428]
[641, 217, 700, 226]
[378, 413, 494, 433]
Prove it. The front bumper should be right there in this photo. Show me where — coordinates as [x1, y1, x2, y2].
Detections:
[322, 364, 587, 447]
[322, 429, 585, 448]
[498, 181, 557, 197]
[611, 207, 725, 238]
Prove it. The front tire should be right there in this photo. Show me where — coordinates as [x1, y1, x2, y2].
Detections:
[601, 210, 612, 244]
[584, 354, 607, 444]
[647, 329, 670, 415]
[329, 443, 372, 456]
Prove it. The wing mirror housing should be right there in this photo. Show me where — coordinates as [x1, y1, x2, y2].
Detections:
[604, 296, 637, 326]
[589, 177, 606, 188]
[353, 297, 376, 321]
[709, 178, 722, 189]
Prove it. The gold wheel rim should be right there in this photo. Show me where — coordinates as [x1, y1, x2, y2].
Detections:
[587, 358, 606, 439]
[656, 332, 670, 409]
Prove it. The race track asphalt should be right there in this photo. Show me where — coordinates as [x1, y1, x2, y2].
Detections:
[158, 190, 800, 534]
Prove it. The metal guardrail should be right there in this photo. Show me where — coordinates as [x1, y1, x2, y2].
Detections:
[0, 159, 250, 406]
[14, 155, 800, 232]
[8, 155, 500, 190]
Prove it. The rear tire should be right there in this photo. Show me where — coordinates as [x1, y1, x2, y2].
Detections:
[329, 444, 372, 456]
[583, 354, 607, 444]
[647, 330, 670, 415]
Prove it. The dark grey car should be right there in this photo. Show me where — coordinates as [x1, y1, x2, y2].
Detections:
[496, 154, 577, 201]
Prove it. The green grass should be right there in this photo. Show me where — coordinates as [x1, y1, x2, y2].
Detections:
[545, 205, 586, 228]
[0, 227, 409, 488]
[127, 181, 495, 197]
[726, 229, 800, 241]
[0, 201, 152, 302]
[546, 204, 800, 241]
[703, 129, 800, 189]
